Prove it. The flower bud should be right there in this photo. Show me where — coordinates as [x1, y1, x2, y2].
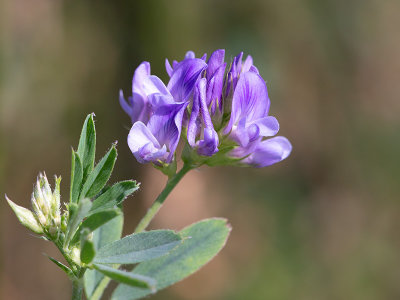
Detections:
[70, 247, 81, 265]
[6, 195, 44, 234]
[31, 173, 62, 231]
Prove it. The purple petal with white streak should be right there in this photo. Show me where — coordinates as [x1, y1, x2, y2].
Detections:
[206, 63, 226, 114]
[187, 78, 219, 156]
[206, 49, 225, 81]
[225, 71, 270, 134]
[167, 58, 207, 102]
[147, 100, 188, 162]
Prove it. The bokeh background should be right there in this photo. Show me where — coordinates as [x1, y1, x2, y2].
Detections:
[1, 0, 400, 299]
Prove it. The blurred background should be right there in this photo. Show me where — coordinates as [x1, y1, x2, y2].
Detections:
[1, 0, 400, 299]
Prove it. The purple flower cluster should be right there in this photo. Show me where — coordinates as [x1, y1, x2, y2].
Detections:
[120, 50, 292, 168]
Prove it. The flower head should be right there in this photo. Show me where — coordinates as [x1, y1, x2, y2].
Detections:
[120, 49, 291, 169]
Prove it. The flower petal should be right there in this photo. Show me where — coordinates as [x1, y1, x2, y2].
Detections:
[165, 59, 173, 77]
[187, 78, 219, 156]
[197, 128, 219, 156]
[119, 90, 132, 116]
[224, 71, 270, 134]
[242, 55, 254, 73]
[147, 101, 188, 162]
[130, 93, 148, 123]
[167, 58, 207, 102]
[243, 136, 292, 167]
[251, 116, 279, 137]
[148, 93, 175, 108]
[206, 63, 226, 114]
[185, 51, 195, 59]
[187, 85, 201, 147]
[206, 49, 225, 81]
[127, 122, 162, 163]
[132, 63, 168, 97]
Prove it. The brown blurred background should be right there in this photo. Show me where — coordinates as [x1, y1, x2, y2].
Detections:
[1, 0, 400, 299]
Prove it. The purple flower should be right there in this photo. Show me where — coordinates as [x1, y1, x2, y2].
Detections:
[167, 58, 207, 102]
[187, 78, 219, 156]
[120, 62, 170, 124]
[127, 99, 188, 164]
[121, 49, 291, 168]
[224, 71, 279, 146]
[223, 70, 291, 167]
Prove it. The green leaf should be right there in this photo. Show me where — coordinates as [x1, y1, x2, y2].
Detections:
[80, 145, 117, 200]
[111, 218, 231, 300]
[6, 196, 43, 234]
[84, 214, 123, 300]
[93, 264, 156, 291]
[77, 113, 96, 181]
[46, 255, 74, 277]
[89, 181, 139, 215]
[70, 150, 83, 203]
[81, 229, 96, 264]
[70, 209, 121, 245]
[94, 230, 182, 265]
[65, 198, 92, 247]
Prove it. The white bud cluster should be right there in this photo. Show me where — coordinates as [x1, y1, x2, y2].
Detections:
[31, 173, 62, 236]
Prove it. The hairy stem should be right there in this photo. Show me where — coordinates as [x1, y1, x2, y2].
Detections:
[72, 279, 83, 300]
[134, 164, 192, 233]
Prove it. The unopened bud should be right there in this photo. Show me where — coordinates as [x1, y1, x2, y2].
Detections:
[31, 173, 62, 232]
[48, 225, 58, 236]
[6, 195, 43, 234]
[70, 247, 81, 265]
[37, 210, 47, 226]
[61, 213, 68, 233]
[54, 214, 61, 227]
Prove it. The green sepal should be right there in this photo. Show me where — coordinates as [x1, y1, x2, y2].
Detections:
[70, 150, 83, 204]
[152, 159, 177, 178]
[111, 218, 231, 300]
[182, 139, 244, 167]
[45, 255, 74, 277]
[70, 208, 121, 245]
[89, 181, 139, 215]
[93, 230, 182, 265]
[80, 145, 117, 200]
[93, 264, 156, 291]
[80, 228, 96, 264]
[6, 196, 43, 234]
[77, 113, 96, 181]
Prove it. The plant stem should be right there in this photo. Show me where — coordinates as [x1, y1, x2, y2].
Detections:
[72, 279, 83, 300]
[135, 164, 192, 233]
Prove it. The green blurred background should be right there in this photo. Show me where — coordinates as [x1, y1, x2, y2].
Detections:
[1, 0, 400, 299]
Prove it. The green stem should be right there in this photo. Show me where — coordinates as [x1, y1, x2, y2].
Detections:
[135, 164, 192, 233]
[72, 279, 83, 300]
[53, 239, 78, 276]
